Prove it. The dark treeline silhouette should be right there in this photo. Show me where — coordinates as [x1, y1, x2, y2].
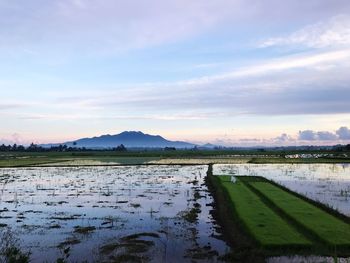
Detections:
[164, 147, 176, 151]
[335, 144, 350, 152]
[342, 144, 350, 151]
[115, 144, 127, 151]
[0, 142, 349, 153]
[0, 143, 128, 152]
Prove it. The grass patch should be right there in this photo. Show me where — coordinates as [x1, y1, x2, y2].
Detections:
[250, 181, 350, 247]
[210, 170, 350, 259]
[216, 176, 311, 248]
[0, 158, 69, 167]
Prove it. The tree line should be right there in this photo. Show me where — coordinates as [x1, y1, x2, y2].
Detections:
[0, 143, 127, 152]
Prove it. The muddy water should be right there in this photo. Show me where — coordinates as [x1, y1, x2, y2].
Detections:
[214, 163, 350, 216]
[0, 165, 229, 262]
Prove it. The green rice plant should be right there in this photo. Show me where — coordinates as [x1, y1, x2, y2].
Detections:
[250, 182, 350, 247]
[216, 176, 311, 248]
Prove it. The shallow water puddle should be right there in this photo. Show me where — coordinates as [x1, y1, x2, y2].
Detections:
[0, 165, 228, 262]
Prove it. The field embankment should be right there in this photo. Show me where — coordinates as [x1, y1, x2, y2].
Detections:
[1, 150, 350, 167]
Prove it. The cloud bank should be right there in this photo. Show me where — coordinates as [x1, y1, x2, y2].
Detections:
[299, 127, 350, 141]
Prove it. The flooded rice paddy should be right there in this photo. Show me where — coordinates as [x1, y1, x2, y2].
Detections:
[0, 165, 228, 262]
[1, 163, 349, 262]
[214, 163, 350, 216]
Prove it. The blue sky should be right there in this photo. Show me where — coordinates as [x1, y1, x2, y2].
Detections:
[1, 0, 350, 146]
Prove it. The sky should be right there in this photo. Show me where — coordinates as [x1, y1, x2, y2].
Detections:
[1, 0, 350, 146]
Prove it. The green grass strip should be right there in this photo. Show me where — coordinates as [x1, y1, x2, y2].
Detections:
[250, 182, 350, 246]
[217, 176, 311, 247]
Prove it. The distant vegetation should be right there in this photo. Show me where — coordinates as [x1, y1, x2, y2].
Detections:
[0, 143, 129, 152]
[0, 142, 349, 153]
[0, 143, 349, 167]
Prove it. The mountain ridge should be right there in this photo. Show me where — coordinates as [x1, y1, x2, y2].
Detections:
[42, 131, 196, 149]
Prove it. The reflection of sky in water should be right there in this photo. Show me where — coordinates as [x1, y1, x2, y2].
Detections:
[0, 166, 228, 262]
[214, 163, 350, 216]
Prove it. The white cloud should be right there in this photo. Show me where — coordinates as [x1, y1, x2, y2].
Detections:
[316, 131, 338, 141]
[83, 49, 350, 115]
[0, 0, 244, 54]
[260, 15, 350, 48]
[274, 133, 295, 143]
[1, 1, 350, 55]
[336, 126, 350, 140]
[299, 127, 350, 141]
[180, 49, 350, 85]
[298, 130, 317, 141]
[3, 46, 350, 120]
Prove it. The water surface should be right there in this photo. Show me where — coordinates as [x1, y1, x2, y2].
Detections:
[0, 165, 228, 262]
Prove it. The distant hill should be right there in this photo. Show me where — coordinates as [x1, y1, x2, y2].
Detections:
[43, 131, 196, 149]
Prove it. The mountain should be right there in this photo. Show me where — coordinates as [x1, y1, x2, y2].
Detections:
[43, 131, 196, 149]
